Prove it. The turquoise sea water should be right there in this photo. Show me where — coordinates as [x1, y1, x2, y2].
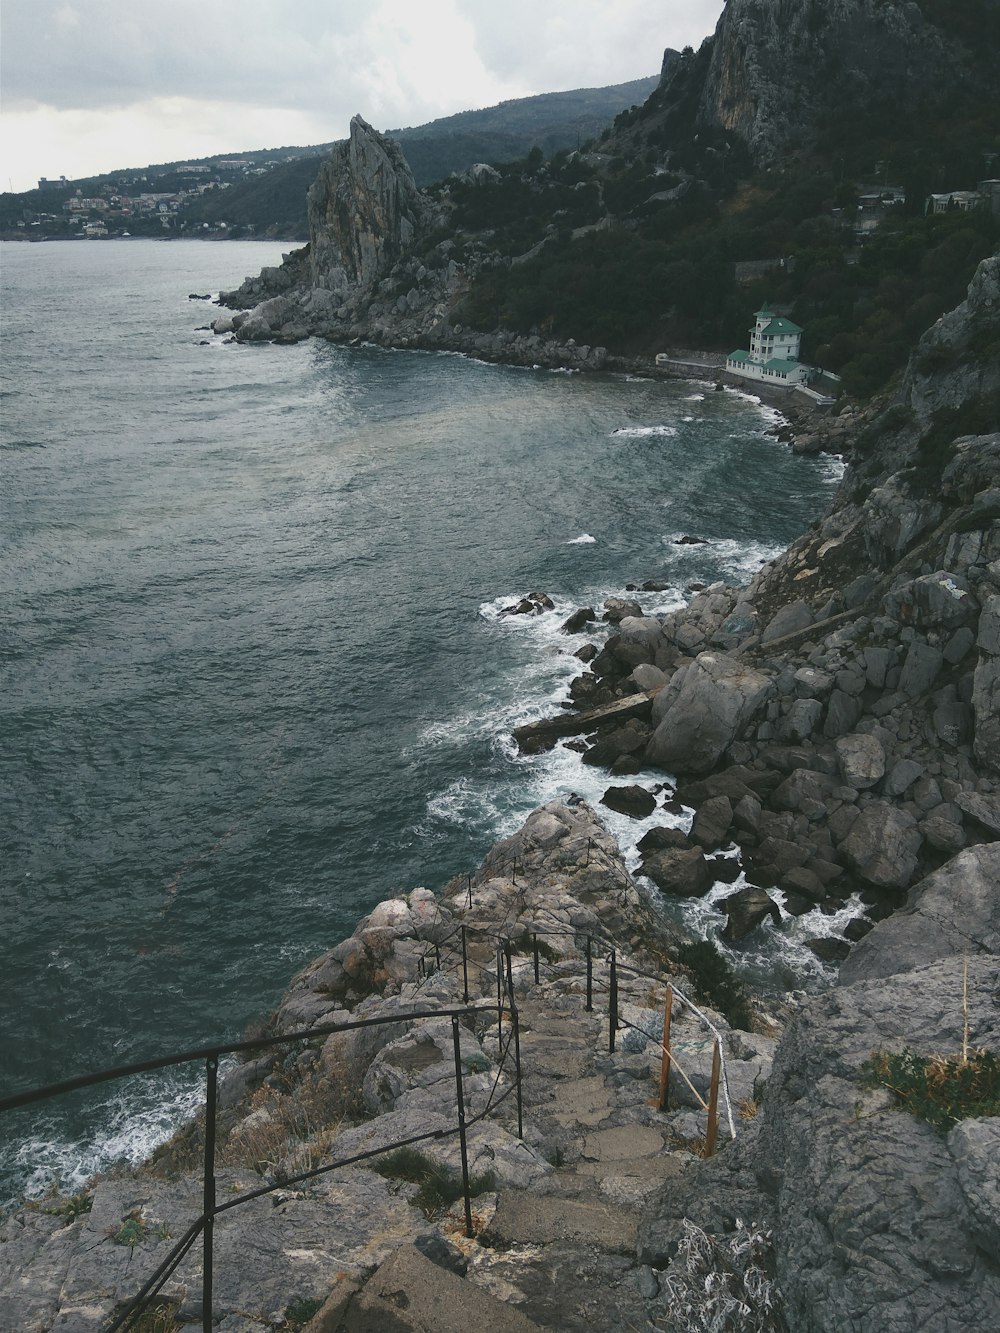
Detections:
[0, 239, 843, 1198]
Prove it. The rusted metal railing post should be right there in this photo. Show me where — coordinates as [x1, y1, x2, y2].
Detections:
[451, 1017, 474, 1238]
[435, 942, 441, 971]
[704, 1039, 722, 1158]
[585, 935, 593, 1012]
[608, 951, 618, 1054]
[511, 857, 517, 886]
[461, 925, 469, 1004]
[510, 997, 524, 1140]
[202, 1055, 218, 1333]
[467, 874, 473, 909]
[532, 932, 540, 985]
[657, 985, 674, 1112]
[495, 943, 503, 1041]
[504, 940, 514, 995]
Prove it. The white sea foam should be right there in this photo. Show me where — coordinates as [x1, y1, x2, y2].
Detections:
[819, 453, 848, 481]
[5, 1070, 210, 1203]
[683, 393, 706, 402]
[686, 536, 787, 582]
[566, 533, 597, 544]
[611, 425, 678, 438]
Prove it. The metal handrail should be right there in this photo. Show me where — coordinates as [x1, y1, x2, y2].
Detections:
[5, 845, 743, 1331]
[2, 999, 507, 1333]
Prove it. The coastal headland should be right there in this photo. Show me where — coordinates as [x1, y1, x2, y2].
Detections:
[4, 63, 999, 1333]
[4, 148, 998, 1333]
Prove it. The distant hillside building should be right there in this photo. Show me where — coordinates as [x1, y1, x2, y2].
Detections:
[725, 303, 809, 385]
[927, 190, 985, 214]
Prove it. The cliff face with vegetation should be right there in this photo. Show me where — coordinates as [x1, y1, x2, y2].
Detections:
[695, 0, 955, 163]
[218, 0, 998, 398]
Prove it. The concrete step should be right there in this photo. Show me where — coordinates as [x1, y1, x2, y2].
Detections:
[480, 1190, 637, 1255]
[335, 1243, 543, 1332]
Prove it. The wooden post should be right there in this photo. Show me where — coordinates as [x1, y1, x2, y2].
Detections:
[704, 1039, 721, 1158]
[656, 985, 673, 1112]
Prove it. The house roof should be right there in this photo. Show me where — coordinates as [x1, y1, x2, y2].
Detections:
[754, 303, 774, 317]
[727, 349, 752, 362]
[763, 357, 802, 373]
[761, 316, 803, 335]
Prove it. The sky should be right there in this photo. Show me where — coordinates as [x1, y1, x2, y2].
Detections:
[0, 0, 725, 192]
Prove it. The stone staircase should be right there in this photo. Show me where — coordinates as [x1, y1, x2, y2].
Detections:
[322, 967, 743, 1333]
[2, 803, 777, 1332]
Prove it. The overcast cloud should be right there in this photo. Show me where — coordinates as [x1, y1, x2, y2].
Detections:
[1, 0, 724, 191]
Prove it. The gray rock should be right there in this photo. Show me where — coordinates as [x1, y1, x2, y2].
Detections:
[720, 886, 781, 942]
[882, 758, 924, 798]
[732, 793, 763, 837]
[689, 796, 734, 850]
[933, 701, 973, 746]
[645, 652, 773, 775]
[948, 1120, 1000, 1255]
[793, 666, 834, 698]
[630, 663, 667, 692]
[954, 790, 1000, 836]
[973, 595, 1000, 770]
[776, 697, 822, 743]
[822, 688, 864, 738]
[897, 640, 943, 697]
[771, 768, 838, 820]
[882, 570, 979, 629]
[862, 645, 894, 689]
[919, 814, 966, 854]
[943, 626, 976, 664]
[835, 734, 886, 790]
[839, 843, 1000, 983]
[747, 835, 810, 884]
[976, 593, 1000, 656]
[779, 866, 827, 903]
[639, 846, 712, 896]
[761, 599, 814, 644]
[561, 607, 596, 633]
[840, 802, 921, 889]
[600, 784, 657, 819]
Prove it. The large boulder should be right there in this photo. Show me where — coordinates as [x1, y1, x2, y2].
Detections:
[839, 844, 1000, 984]
[835, 733, 886, 790]
[840, 802, 922, 889]
[645, 652, 773, 774]
[719, 885, 781, 942]
[308, 115, 430, 295]
[639, 846, 712, 897]
[882, 570, 978, 629]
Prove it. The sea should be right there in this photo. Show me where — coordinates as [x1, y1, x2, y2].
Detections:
[1, 238, 847, 1202]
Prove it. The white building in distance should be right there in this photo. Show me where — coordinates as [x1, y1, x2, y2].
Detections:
[726, 303, 809, 385]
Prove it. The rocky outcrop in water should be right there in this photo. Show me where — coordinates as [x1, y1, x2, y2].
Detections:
[215, 115, 613, 369]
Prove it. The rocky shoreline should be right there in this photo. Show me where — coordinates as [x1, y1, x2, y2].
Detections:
[4, 255, 997, 1329]
[3, 113, 998, 1333]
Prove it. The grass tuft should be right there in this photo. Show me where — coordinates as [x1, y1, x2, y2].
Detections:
[371, 1146, 496, 1216]
[862, 1047, 1000, 1133]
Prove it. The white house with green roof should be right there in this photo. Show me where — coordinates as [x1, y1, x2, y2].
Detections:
[725, 302, 809, 385]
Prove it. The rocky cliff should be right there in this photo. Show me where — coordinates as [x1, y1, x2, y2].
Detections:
[214, 115, 614, 369]
[693, 0, 956, 163]
[545, 257, 999, 937]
